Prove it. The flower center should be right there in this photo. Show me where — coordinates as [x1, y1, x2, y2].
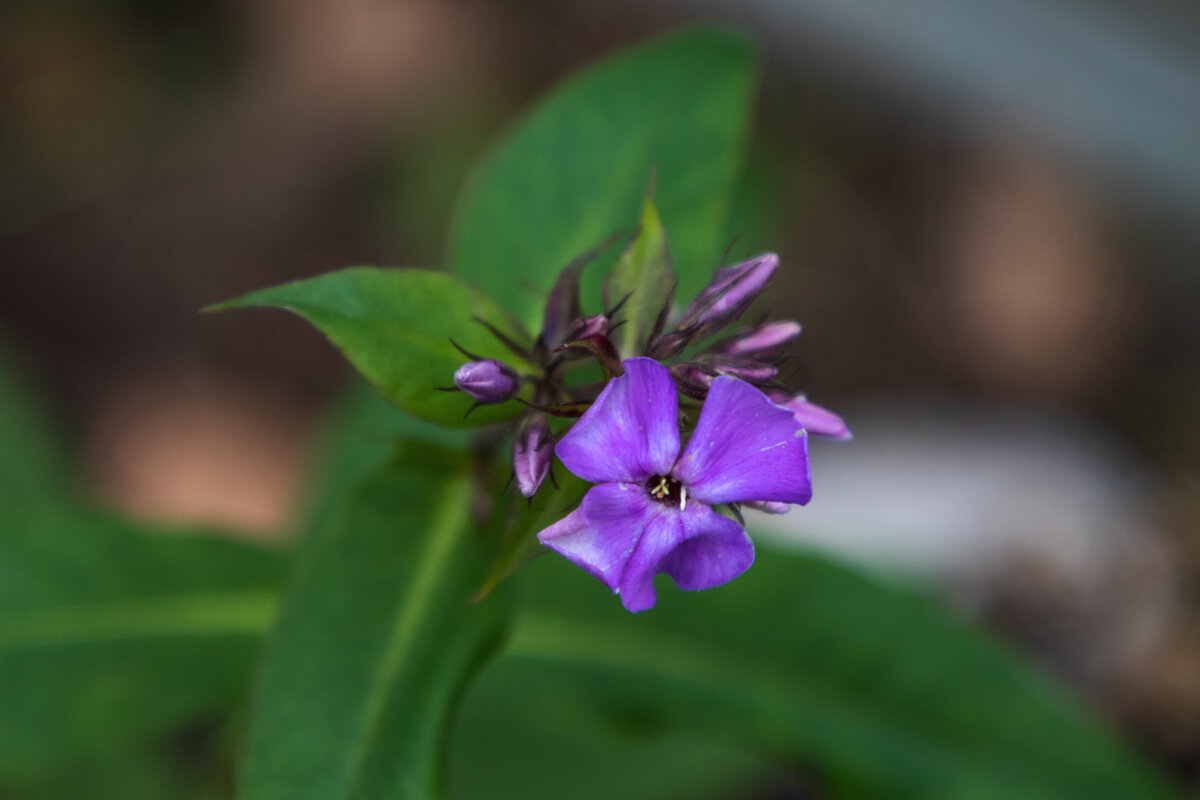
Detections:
[645, 474, 687, 510]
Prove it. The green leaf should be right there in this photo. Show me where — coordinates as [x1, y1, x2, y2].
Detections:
[0, 506, 285, 778]
[298, 378, 473, 541]
[210, 268, 532, 428]
[450, 546, 1178, 799]
[474, 471, 588, 601]
[449, 27, 757, 329]
[0, 341, 64, 504]
[604, 197, 676, 359]
[240, 445, 514, 800]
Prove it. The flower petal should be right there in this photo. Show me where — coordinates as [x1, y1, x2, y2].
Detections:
[555, 357, 680, 483]
[537, 482, 658, 592]
[675, 376, 811, 506]
[618, 503, 754, 611]
[658, 505, 755, 592]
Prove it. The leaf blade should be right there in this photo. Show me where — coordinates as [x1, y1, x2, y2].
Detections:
[452, 546, 1178, 799]
[605, 197, 675, 358]
[240, 446, 513, 800]
[211, 268, 531, 427]
[448, 27, 757, 329]
[0, 506, 285, 779]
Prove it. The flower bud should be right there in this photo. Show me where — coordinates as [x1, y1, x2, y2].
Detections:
[453, 359, 518, 403]
[744, 500, 791, 515]
[563, 314, 609, 342]
[513, 414, 553, 497]
[690, 354, 778, 384]
[681, 253, 779, 326]
[778, 395, 852, 440]
[718, 321, 801, 355]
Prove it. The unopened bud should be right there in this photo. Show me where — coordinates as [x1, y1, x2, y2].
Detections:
[778, 395, 852, 440]
[744, 500, 790, 515]
[453, 359, 518, 403]
[513, 414, 553, 496]
[691, 354, 778, 384]
[719, 321, 800, 355]
[681, 253, 778, 326]
[564, 314, 609, 342]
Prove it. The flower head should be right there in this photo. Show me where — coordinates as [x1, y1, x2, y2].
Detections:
[538, 358, 810, 612]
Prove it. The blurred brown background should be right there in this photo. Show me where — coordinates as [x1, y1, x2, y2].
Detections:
[2, 0, 1199, 789]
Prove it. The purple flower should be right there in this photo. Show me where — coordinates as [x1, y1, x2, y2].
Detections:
[777, 394, 852, 440]
[453, 359, 518, 403]
[538, 358, 811, 612]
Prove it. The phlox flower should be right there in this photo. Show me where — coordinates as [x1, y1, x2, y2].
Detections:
[538, 357, 811, 611]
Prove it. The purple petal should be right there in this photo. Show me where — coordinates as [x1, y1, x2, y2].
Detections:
[537, 482, 658, 592]
[619, 502, 754, 612]
[781, 395, 853, 440]
[675, 376, 811, 506]
[555, 357, 680, 484]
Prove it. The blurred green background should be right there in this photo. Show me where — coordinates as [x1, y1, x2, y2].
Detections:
[2, 0, 1199, 797]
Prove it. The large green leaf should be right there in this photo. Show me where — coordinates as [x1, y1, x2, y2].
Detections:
[298, 378, 473, 541]
[0, 506, 285, 779]
[0, 338, 287, 780]
[448, 27, 757, 329]
[210, 268, 532, 427]
[449, 546, 1178, 799]
[240, 445, 514, 800]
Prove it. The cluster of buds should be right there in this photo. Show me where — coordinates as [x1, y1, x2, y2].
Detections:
[450, 235, 849, 499]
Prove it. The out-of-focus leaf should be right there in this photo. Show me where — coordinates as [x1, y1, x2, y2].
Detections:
[474, 472, 587, 601]
[240, 445, 513, 800]
[604, 197, 675, 359]
[0, 506, 285, 779]
[450, 545, 1178, 799]
[3, 745, 205, 800]
[298, 378, 472, 540]
[209, 268, 532, 428]
[448, 27, 757, 329]
[0, 343, 63, 504]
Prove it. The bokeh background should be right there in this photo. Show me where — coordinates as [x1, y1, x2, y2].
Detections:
[2, 0, 1199, 794]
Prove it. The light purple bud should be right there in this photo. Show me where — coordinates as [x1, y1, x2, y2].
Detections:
[744, 500, 791, 515]
[453, 359, 518, 403]
[674, 363, 714, 388]
[683, 253, 779, 323]
[720, 321, 801, 355]
[717, 361, 777, 383]
[513, 414, 553, 496]
[564, 314, 609, 342]
[780, 395, 852, 440]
